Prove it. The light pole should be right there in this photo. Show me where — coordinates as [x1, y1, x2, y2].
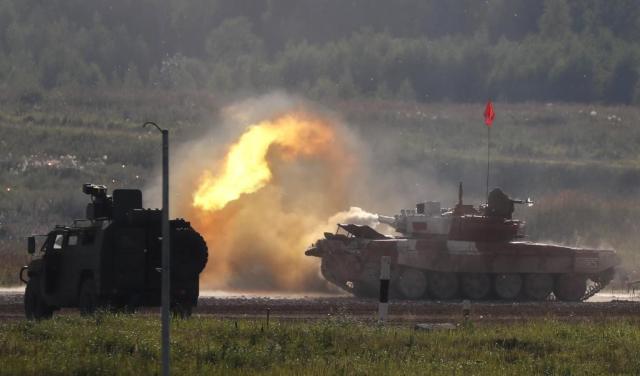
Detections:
[143, 121, 170, 376]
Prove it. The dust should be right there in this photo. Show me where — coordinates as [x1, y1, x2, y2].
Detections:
[163, 93, 365, 291]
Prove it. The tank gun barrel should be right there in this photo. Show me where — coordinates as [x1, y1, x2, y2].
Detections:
[378, 215, 397, 228]
[511, 198, 534, 207]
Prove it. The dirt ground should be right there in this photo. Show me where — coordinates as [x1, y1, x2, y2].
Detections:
[3, 288, 640, 323]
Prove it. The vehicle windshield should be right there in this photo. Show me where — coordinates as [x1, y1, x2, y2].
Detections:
[53, 234, 64, 249]
[42, 233, 63, 252]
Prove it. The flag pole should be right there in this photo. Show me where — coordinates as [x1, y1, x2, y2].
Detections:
[483, 100, 494, 203]
[486, 126, 490, 202]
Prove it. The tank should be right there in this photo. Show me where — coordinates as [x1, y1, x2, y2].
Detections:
[20, 183, 208, 319]
[306, 183, 620, 302]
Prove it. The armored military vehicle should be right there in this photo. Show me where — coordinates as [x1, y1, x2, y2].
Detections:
[306, 184, 619, 302]
[20, 184, 208, 319]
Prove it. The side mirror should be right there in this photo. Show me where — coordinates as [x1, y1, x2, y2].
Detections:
[27, 236, 36, 255]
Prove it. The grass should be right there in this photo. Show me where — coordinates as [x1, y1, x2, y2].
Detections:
[1, 315, 640, 375]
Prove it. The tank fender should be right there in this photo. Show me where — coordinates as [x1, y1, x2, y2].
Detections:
[305, 246, 322, 257]
[19, 266, 29, 284]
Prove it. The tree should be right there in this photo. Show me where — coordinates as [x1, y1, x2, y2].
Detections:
[205, 17, 264, 63]
[539, 0, 572, 38]
[606, 53, 639, 104]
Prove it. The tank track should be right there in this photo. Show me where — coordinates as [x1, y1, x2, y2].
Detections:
[581, 269, 615, 301]
[581, 281, 605, 301]
[581, 267, 616, 301]
[320, 255, 616, 302]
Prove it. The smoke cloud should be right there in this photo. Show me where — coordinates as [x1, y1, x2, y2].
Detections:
[166, 93, 370, 291]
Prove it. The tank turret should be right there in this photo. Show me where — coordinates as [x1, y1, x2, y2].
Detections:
[378, 201, 451, 238]
[378, 183, 524, 241]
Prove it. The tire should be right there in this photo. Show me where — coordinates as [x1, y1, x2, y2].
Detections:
[494, 274, 523, 300]
[24, 276, 53, 320]
[397, 268, 428, 300]
[172, 227, 208, 275]
[171, 301, 193, 319]
[461, 273, 491, 300]
[78, 278, 98, 315]
[554, 274, 586, 302]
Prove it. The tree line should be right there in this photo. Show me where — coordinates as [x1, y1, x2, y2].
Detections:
[1, 0, 639, 103]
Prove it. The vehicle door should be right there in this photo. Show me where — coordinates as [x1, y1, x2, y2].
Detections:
[113, 228, 147, 291]
[42, 231, 65, 296]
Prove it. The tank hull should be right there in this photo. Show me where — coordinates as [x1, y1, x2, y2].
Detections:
[307, 236, 619, 301]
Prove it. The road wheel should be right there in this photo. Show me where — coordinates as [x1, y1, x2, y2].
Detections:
[523, 274, 553, 301]
[24, 276, 53, 320]
[171, 301, 193, 319]
[494, 274, 523, 300]
[396, 268, 428, 300]
[554, 274, 586, 302]
[78, 278, 98, 315]
[427, 272, 459, 300]
[461, 273, 491, 300]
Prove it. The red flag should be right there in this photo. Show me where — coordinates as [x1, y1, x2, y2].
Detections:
[484, 101, 495, 127]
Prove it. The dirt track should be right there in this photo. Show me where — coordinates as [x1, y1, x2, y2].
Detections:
[3, 288, 640, 323]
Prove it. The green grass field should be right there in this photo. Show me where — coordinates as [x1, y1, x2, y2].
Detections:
[1, 315, 639, 375]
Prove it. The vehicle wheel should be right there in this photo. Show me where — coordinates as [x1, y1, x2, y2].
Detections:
[124, 293, 144, 314]
[461, 273, 491, 300]
[523, 274, 553, 301]
[171, 227, 208, 275]
[494, 274, 523, 300]
[24, 277, 53, 320]
[107, 302, 127, 314]
[171, 301, 193, 319]
[397, 268, 428, 300]
[554, 274, 586, 302]
[427, 272, 459, 300]
[78, 278, 98, 315]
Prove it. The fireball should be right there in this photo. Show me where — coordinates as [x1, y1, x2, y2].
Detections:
[193, 112, 337, 212]
[185, 110, 354, 291]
